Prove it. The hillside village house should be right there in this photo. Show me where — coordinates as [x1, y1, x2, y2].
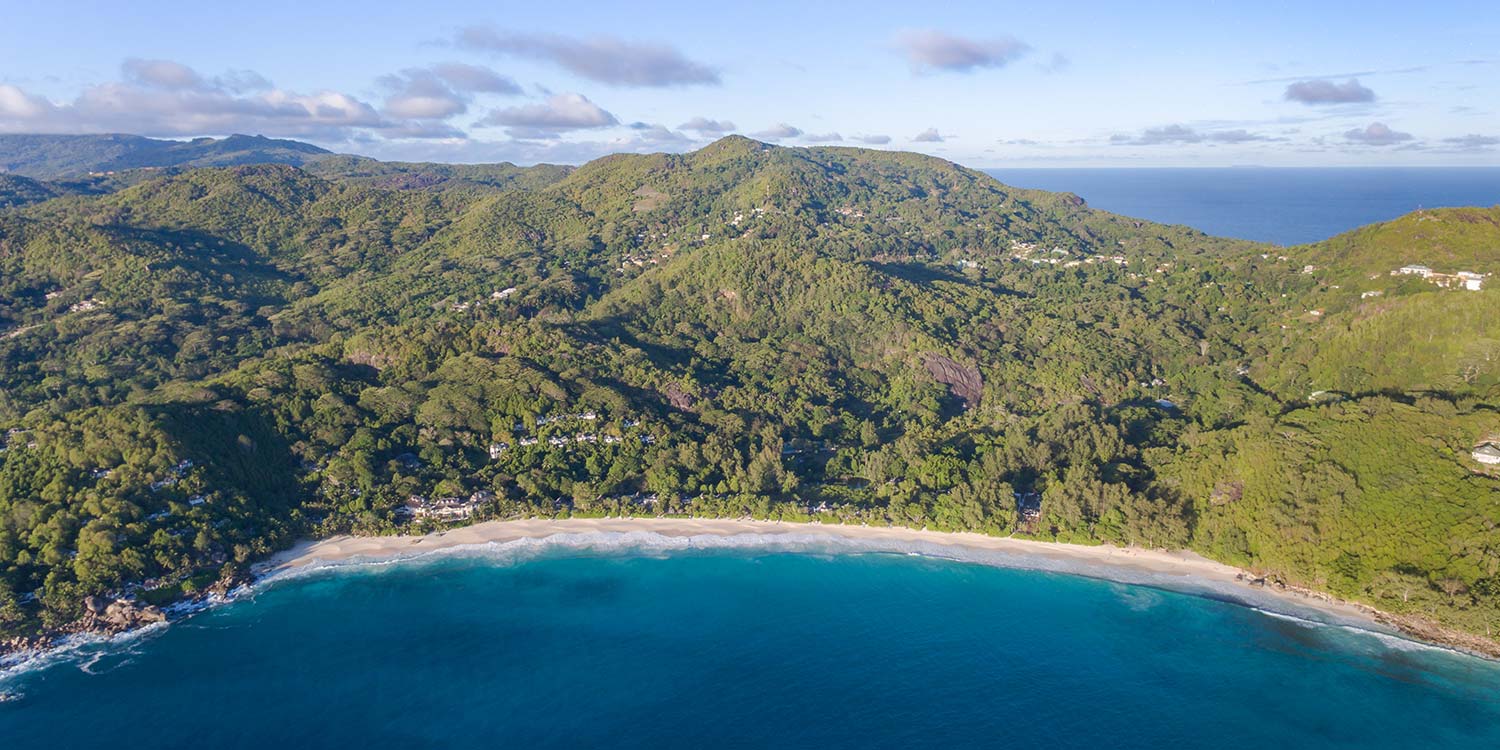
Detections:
[1393, 264, 1484, 291]
[1473, 443, 1500, 465]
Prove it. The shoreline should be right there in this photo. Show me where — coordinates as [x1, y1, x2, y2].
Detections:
[8, 518, 1496, 677]
[261, 517, 1496, 658]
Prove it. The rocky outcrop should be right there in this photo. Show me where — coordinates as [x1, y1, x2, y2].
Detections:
[922, 353, 983, 406]
[2, 634, 50, 654]
[1, 596, 169, 660]
[82, 596, 167, 633]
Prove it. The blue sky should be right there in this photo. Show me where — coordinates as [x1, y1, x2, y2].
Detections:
[2, 0, 1497, 166]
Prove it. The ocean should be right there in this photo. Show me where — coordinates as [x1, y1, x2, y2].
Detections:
[985, 168, 1500, 246]
[4, 540, 1499, 749]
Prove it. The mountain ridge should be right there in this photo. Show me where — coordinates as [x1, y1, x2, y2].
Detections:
[0, 133, 332, 179]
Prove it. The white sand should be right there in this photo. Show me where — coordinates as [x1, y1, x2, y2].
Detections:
[262, 517, 1384, 628]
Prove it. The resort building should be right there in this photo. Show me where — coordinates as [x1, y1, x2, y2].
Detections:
[1392, 264, 1485, 291]
[399, 491, 494, 521]
[1472, 443, 1500, 465]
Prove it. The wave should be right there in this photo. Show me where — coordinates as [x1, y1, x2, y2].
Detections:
[0, 619, 171, 686]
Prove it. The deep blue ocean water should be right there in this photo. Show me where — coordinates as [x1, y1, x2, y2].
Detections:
[986, 168, 1500, 246]
[4, 543, 1500, 749]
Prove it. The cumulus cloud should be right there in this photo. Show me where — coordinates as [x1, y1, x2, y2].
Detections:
[802, 132, 843, 143]
[456, 27, 719, 87]
[378, 64, 521, 121]
[750, 123, 802, 139]
[217, 70, 273, 94]
[1344, 121, 1413, 145]
[1111, 124, 1274, 145]
[625, 122, 695, 147]
[121, 59, 273, 95]
[678, 116, 735, 134]
[853, 134, 891, 145]
[1284, 78, 1375, 105]
[476, 93, 618, 138]
[912, 128, 944, 142]
[122, 58, 208, 90]
[380, 70, 468, 120]
[896, 29, 1030, 73]
[1443, 133, 1500, 151]
[428, 63, 522, 94]
[0, 60, 437, 141]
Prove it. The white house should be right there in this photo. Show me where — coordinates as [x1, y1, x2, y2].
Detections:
[1472, 443, 1500, 465]
[1396, 264, 1433, 277]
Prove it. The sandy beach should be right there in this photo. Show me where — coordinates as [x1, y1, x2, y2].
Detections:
[262, 517, 1391, 633]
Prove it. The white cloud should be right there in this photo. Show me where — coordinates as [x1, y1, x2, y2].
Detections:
[1443, 133, 1500, 151]
[477, 93, 618, 138]
[0, 60, 459, 142]
[122, 58, 207, 90]
[679, 116, 735, 135]
[429, 63, 522, 94]
[1344, 122, 1414, 145]
[381, 70, 468, 119]
[456, 27, 719, 87]
[750, 123, 802, 139]
[897, 30, 1030, 73]
[1110, 124, 1276, 145]
[1285, 78, 1376, 105]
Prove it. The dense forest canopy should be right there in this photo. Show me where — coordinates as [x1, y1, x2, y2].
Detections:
[1, 135, 1498, 643]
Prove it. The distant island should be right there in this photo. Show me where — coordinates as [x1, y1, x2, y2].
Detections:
[1, 133, 1498, 658]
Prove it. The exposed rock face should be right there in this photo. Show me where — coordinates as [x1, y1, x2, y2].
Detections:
[922, 354, 983, 406]
[662, 382, 696, 411]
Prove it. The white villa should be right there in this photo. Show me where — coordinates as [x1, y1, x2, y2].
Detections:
[1393, 264, 1484, 291]
[1473, 443, 1500, 465]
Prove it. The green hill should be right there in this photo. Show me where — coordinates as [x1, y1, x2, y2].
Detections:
[1, 136, 1497, 651]
[1246, 207, 1500, 398]
[0, 133, 331, 179]
[303, 155, 572, 194]
[0, 174, 70, 209]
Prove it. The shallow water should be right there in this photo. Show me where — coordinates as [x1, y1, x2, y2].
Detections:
[4, 543, 1499, 749]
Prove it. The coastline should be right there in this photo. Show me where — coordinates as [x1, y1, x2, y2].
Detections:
[261, 517, 1493, 657]
[8, 518, 1496, 678]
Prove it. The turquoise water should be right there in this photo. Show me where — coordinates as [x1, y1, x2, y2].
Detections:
[4, 541, 1500, 748]
[987, 168, 1500, 246]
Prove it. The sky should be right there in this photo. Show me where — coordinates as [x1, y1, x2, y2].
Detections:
[2, 0, 1498, 167]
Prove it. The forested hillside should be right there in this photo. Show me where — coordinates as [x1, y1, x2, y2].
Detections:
[0, 133, 330, 179]
[1, 136, 1497, 647]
